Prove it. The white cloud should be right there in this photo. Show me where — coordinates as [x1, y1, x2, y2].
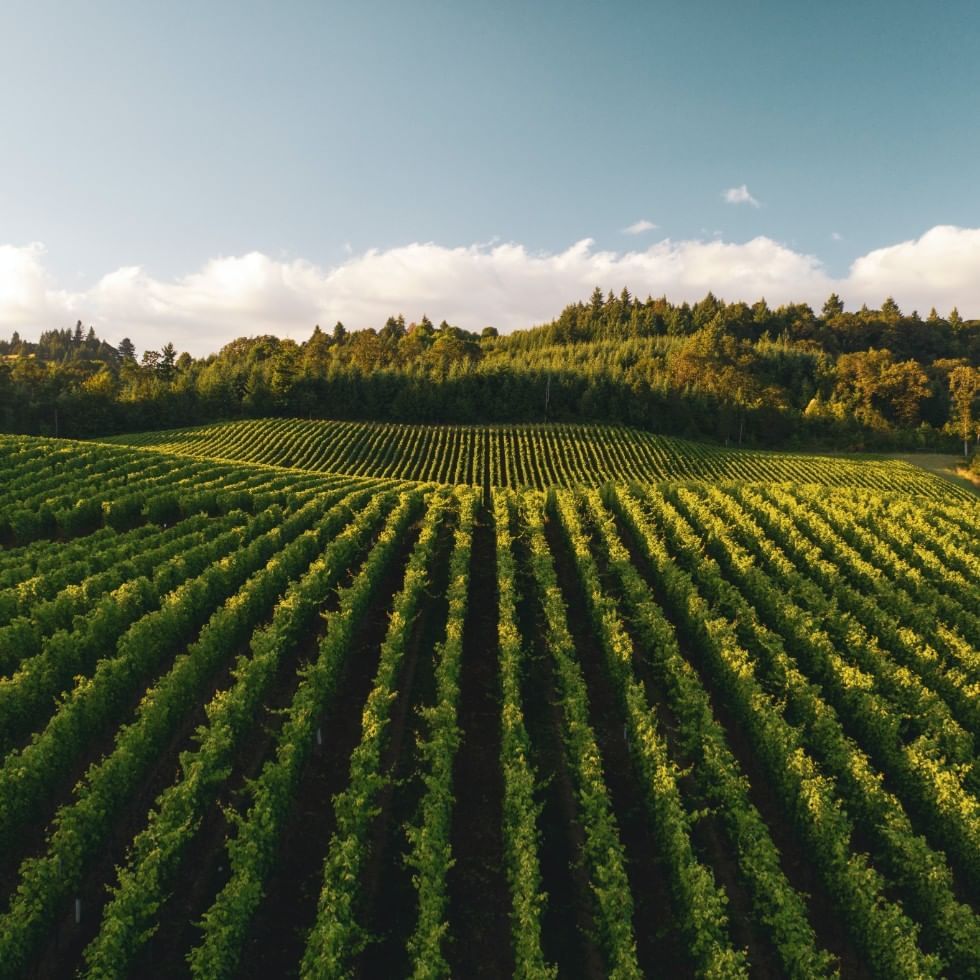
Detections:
[723, 184, 761, 207]
[847, 225, 980, 301]
[0, 243, 71, 325]
[1, 226, 979, 355]
[623, 219, 657, 235]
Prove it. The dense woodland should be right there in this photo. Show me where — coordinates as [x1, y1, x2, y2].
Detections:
[1, 289, 978, 455]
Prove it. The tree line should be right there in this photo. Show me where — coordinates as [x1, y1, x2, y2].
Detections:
[0, 292, 977, 454]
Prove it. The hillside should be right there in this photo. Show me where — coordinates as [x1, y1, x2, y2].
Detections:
[103, 417, 957, 497]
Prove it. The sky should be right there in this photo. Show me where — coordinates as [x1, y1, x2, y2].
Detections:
[2, 0, 980, 355]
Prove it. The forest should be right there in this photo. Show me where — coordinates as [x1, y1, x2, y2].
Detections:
[0, 289, 978, 454]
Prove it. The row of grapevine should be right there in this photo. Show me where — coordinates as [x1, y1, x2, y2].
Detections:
[78, 488, 406, 978]
[190, 491, 430, 977]
[0, 430, 975, 977]
[791, 485, 980, 652]
[297, 493, 449, 977]
[0, 433, 388, 544]
[611, 486, 944, 977]
[582, 488, 838, 978]
[0, 504, 297, 856]
[549, 489, 747, 976]
[727, 484, 980, 735]
[629, 486, 980, 975]
[519, 493, 641, 978]
[663, 486, 980, 901]
[0, 521, 166, 602]
[103, 417, 958, 494]
[403, 491, 477, 976]
[492, 491, 555, 979]
[0, 487, 385, 977]
[0, 509, 258, 746]
[0, 514, 214, 631]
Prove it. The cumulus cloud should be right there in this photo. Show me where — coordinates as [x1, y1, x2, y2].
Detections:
[0, 243, 71, 325]
[847, 225, 980, 302]
[622, 219, 657, 235]
[723, 184, 761, 207]
[1, 226, 979, 355]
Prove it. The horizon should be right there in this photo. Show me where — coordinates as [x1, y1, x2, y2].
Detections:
[1, 278, 972, 362]
[4, 1, 980, 355]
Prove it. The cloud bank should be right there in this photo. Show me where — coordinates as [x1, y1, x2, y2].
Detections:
[1, 226, 978, 355]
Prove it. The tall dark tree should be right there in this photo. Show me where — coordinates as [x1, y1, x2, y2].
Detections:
[822, 293, 845, 319]
[158, 343, 177, 381]
[880, 297, 902, 321]
[117, 338, 137, 363]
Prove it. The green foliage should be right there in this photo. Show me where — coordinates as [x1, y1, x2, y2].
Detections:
[2, 291, 977, 447]
[494, 490, 557, 979]
[521, 493, 642, 979]
[81, 488, 396, 978]
[404, 491, 477, 978]
[107, 417, 957, 497]
[298, 493, 448, 978]
[186, 490, 424, 979]
[0, 432, 976, 978]
[551, 489, 749, 977]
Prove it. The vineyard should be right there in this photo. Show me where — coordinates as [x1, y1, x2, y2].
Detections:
[0, 429, 978, 979]
[104, 418, 952, 496]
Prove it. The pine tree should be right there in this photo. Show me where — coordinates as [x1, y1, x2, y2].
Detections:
[159, 342, 177, 381]
[821, 293, 844, 319]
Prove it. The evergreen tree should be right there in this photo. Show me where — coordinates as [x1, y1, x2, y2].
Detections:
[821, 293, 845, 319]
[158, 343, 177, 381]
[880, 296, 902, 320]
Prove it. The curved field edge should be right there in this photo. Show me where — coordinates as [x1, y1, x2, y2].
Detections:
[97, 418, 959, 496]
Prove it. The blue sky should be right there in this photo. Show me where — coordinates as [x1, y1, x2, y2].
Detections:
[2, 0, 980, 352]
